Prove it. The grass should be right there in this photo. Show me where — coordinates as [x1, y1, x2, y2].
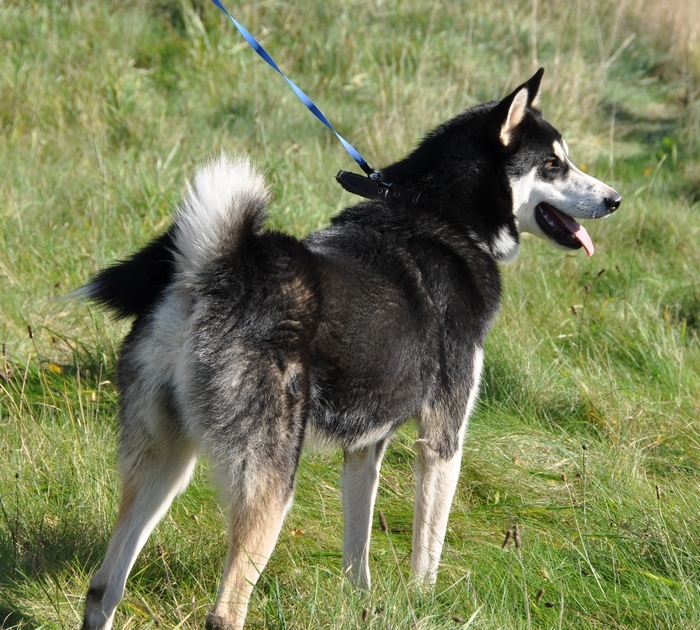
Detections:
[1, 0, 700, 628]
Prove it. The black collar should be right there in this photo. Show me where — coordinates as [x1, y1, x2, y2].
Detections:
[336, 170, 421, 205]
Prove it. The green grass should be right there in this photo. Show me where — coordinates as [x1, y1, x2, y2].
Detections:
[2, 0, 700, 628]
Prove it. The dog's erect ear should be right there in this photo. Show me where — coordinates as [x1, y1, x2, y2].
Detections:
[495, 68, 545, 146]
[498, 87, 528, 146]
[525, 67, 544, 107]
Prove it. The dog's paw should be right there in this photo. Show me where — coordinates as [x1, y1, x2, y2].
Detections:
[205, 613, 239, 630]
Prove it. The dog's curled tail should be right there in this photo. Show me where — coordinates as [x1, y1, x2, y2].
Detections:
[173, 154, 270, 286]
[77, 154, 270, 319]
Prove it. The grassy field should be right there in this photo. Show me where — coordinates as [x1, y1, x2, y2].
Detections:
[1, 0, 700, 628]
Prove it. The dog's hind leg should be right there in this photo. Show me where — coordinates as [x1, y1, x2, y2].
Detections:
[205, 483, 295, 630]
[204, 363, 307, 630]
[83, 331, 197, 630]
[341, 439, 388, 588]
[82, 425, 196, 630]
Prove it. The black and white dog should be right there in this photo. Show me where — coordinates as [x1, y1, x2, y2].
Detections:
[80, 69, 620, 629]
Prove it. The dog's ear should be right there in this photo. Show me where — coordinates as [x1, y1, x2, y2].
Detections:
[495, 68, 545, 146]
[525, 67, 544, 108]
[498, 87, 528, 147]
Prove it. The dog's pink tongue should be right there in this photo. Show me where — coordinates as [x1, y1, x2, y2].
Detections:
[557, 212, 595, 257]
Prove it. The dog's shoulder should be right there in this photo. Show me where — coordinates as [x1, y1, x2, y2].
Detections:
[305, 201, 502, 327]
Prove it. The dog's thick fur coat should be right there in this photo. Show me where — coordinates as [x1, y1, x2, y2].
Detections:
[80, 70, 620, 629]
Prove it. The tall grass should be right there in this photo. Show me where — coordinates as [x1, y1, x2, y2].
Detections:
[633, 0, 700, 63]
[1, 0, 699, 628]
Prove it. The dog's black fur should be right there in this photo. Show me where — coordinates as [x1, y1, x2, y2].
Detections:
[86, 92, 543, 457]
[80, 69, 621, 630]
[86, 74, 557, 456]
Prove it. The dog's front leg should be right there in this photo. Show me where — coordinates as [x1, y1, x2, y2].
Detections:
[410, 438, 463, 583]
[341, 439, 387, 588]
[412, 347, 483, 583]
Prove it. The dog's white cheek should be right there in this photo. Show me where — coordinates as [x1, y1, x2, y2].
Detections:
[509, 168, 538, 216]
[514, 204, 545, 239]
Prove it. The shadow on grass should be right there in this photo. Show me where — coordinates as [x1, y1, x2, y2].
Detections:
[663, 284, 700, 333]
[602, 100, 680, 146]
[0, 603, 41, 630]
[478, 351, 595, 434]
[602, 97, 700, 200]
[0, 524, 95, 627]
[2, 330, 118, 407]
[1, 350, 118, 598]
[0, 512, 108, 585]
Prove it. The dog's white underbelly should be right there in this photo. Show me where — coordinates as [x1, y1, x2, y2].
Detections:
[303, 420, 397, 453]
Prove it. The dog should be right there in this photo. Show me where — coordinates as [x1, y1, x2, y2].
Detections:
[78, 69, 621, 630]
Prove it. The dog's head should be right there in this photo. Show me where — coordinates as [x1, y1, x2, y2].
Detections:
[497, 69, 621, 259]
[382, 69, 621, 262]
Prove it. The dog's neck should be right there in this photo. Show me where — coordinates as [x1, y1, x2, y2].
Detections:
[380, 154, 520, 263]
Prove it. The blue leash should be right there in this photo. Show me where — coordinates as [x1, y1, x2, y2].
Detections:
[211, 0, 378, 179]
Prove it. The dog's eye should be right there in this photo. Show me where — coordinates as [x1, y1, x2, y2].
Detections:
[545, 157, 559, 169]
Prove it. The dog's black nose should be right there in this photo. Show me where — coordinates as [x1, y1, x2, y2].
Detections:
[606, 193, 622, 213]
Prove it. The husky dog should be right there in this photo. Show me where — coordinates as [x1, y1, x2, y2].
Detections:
[80, 69, 620, 630]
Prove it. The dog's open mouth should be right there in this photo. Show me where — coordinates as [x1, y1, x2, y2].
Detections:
[535, 203, 595, 256]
